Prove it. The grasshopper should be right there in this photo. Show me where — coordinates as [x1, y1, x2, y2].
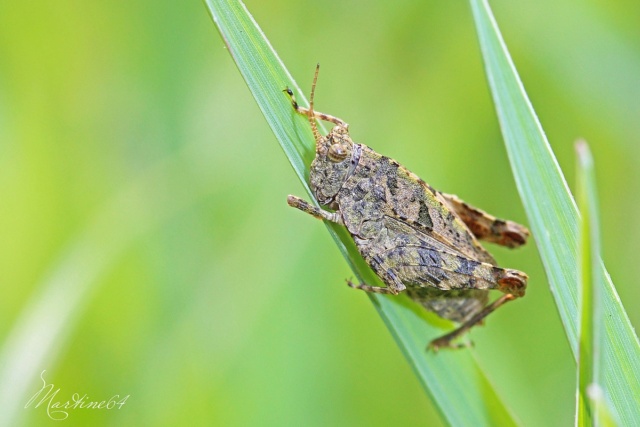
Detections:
[286, 65, 529, 350]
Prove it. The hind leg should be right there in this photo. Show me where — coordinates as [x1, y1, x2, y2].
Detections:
[439, 192, 530, 248]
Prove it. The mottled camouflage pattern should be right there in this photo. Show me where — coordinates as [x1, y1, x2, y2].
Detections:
[285, 68, 529, 349]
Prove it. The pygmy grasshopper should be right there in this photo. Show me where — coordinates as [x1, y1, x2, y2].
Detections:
[286, 65, 529, 350]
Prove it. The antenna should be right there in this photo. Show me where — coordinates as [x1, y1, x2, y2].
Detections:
[308, 63, 322, 142]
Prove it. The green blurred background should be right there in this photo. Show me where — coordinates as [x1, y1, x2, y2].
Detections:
[1, 0, 638, 425]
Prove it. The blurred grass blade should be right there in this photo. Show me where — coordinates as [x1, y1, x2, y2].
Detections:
[0, 154, 213, 426]
[576, 142, 619, 426]
[470, 0, 640, 424]
[575, 141, 601, 426]
[205, 0, 519, 425]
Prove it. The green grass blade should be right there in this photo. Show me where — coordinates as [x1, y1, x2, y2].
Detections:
[0, 154, 214, 426]
[470, 0, 640, 424]
[576, 141, 619, 426]
[576, 141, 601, 426]
[205, 0, 519, 425]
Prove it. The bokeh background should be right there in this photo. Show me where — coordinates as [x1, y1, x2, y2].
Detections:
[1, 0, 639, 425]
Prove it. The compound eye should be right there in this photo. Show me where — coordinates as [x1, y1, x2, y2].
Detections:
[327, 144, 348, 162]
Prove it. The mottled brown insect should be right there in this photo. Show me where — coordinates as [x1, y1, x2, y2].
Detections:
[286, 65, 529, 350]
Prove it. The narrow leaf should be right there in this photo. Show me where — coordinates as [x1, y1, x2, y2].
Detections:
[470, 1, 640, 424]
[576, 140, 600, 426]
[576, 141, 618, 426]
